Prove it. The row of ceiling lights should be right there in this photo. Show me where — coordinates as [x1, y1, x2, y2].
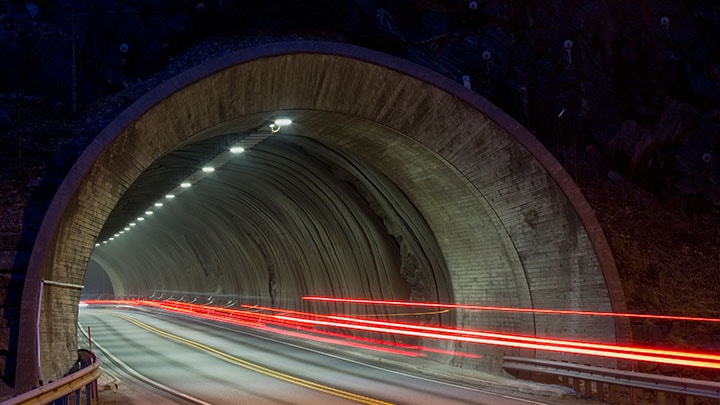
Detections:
[94, 118, 292, 248]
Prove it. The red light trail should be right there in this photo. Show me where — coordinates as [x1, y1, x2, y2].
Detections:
[303, 296, 720, 323]
[80, 299, 720, 370]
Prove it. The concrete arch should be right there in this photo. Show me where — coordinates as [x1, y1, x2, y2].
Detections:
[18, 41, 627, 387]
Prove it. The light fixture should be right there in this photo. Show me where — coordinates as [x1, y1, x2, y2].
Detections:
[129, 222, 137, 227]
[181, 182, 192, 188]
[230, 146, 245, 154]
[102, 241, 108, 244]
[114, 233, 120, 237]
[202, 166, 215, 173]
[137, 217, 145, 221]
[269, 118, 292, 133]
[109, 237, 115, 241]
[166, 194, 175, 199]
[95, 243, 100, 247]
[145, 211, 153, 215]
[119, 231, 125, 234]
[124, 227, 130, 231]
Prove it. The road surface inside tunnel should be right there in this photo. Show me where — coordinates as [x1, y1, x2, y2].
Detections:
[78, 306, 554, 405]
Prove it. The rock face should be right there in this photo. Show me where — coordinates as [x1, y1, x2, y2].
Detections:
[0, 0, 719, 391]
[1, 0, 718, 207]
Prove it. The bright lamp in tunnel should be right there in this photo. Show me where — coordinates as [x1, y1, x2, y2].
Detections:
[124, 227, 130, 231]
[166, 194, 175, 199]
[154, 202, 163, 207]
[180, 182, 191, 188]
[202, 166, 215, 173]
[230, 146, 245, 154]
[270, 118, 292, 133]
[145, 211, 153, 215]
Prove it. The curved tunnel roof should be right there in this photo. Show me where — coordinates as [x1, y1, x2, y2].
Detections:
[19, 41, 627, 384]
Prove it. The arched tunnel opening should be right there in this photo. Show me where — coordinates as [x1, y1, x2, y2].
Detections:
[88, 116, 458, 327]
[17, 42, 627, 387]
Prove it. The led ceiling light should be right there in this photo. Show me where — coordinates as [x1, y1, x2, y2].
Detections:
[129, 222, 137, 227]
[124, 227, 130, 231]
[202, 166, 215, 173]
[269, 118, 292, 133]
[154, 202, 163, 207]
[181, 182, 192, 188]
[145, 211, 153, 215]
[230, 146, 245, 153]
[166, 194, 175, 199]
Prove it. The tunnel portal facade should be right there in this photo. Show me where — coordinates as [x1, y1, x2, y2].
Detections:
[17, 41, 627, 387]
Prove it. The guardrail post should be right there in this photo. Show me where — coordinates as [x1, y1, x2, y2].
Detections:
[608, 383, 616, 403]
[597, 381, 605, 401]
[85, 382, 92, 405]
[684, 395, 694, 405]
[583, 379, 591, 397]
[658, 391, 666, 405]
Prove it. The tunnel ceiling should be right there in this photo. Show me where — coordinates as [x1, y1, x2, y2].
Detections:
[97, 125, 265, 243]
[91, 110, 455, 307]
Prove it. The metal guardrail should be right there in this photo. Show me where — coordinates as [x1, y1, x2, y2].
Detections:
[504, 356, 720, 404]
[1, 360, 101, 405]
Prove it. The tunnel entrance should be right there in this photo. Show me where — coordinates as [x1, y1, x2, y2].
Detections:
[87, 122, 454, 316]
[17, 41, 626, 388]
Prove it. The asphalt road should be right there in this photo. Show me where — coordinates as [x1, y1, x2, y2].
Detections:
[78, 307, 553, 405]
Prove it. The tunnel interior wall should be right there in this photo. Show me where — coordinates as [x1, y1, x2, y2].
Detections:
[20, 43, 624, 385]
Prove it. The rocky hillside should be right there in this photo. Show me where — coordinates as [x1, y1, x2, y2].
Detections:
[1, 0, 719, 380]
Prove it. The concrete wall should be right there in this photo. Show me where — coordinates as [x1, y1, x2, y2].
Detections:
[16, 42, 626, 388]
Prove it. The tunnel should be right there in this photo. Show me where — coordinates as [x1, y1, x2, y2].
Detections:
[17, 41, 627, 387]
